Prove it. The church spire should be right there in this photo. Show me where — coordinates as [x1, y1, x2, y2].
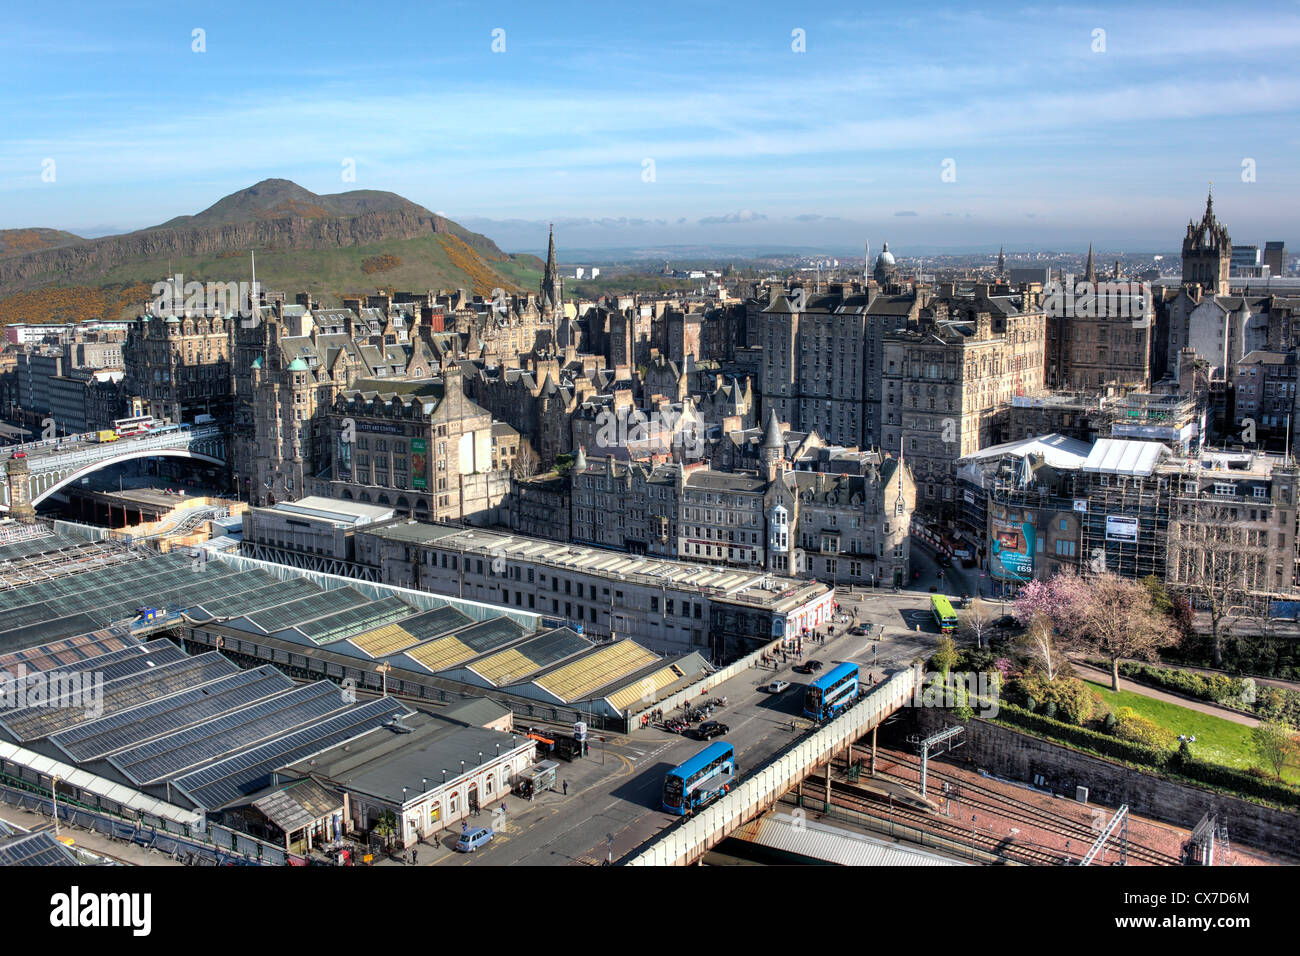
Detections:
[1084, 242, 1096, 284]
[997, 246, 1005, 277]
[541, 223, 562, 312]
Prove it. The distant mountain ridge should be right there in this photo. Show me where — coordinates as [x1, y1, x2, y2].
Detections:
[0, 179, 515, 297]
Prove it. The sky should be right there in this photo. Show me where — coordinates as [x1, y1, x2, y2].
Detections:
[2, 1, 1299, 256]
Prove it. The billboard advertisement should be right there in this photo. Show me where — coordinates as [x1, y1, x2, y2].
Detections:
[336, 436, 352, 481]
[1105, 515, 1139, 543]
[991, 518, 1035, 580]
[411, 438, 428, 489]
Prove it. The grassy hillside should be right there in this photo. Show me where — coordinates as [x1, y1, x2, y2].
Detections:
[97, 233, 525, 300]
[0, 282, 154, 325]
[0, 234, 540, 324]
[0, 228, 83, 257]
[0, 236, 547, 325]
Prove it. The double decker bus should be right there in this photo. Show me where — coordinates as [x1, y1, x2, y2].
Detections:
[803, 662, 861, 722]
[931, 594, 958, 633]
[112, 415, 157, 437]
[661, 742, 736, 815]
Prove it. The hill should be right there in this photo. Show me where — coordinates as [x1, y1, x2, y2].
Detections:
[0, 180, 535, 322]
[0, 228, 83, 258]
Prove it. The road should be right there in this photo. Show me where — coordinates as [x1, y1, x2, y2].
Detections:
[430, 586, 951, 866]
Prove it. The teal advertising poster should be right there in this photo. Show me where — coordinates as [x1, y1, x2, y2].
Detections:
[991, 518, 1035, 579]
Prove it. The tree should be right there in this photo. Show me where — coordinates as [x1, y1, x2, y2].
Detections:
[1012, 570, 1088, 634]
[1017, 614, 1065, 682]
[1169, 502, 1261, 667]
[932, 635, 959, 677]
[372, 810, 397, 850]
[1143, 574, 1173, 616]
[510, 442, 541, 481]
[1068, 572, 1177, 691]
[958, 604, 994, 649]
[1250, 719, 1298, 781]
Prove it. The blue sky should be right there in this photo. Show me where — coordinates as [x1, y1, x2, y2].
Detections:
[2, 1, 1298, 255]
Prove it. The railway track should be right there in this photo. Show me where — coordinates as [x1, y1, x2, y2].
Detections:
[864, 751, 1177, 866]
[797, 777, 1061, 865]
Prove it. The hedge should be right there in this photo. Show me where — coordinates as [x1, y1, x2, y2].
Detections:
[991, 702, 1300, 808]
[1115, 662, 1300, 730]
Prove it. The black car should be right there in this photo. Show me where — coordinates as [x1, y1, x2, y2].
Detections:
[696, 721, 729, 740]
[794, 660, 824, 674]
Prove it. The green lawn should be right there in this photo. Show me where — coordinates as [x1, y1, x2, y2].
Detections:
[1086, 680, 1300, 784]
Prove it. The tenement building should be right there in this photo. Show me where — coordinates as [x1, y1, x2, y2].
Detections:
[124, 306, 232, 424]
[882, 285, 1047, 519]
[323, 369, 514, 525]
[526, 410, 916, 587]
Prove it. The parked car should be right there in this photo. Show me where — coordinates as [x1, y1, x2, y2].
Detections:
[696, 721, 729, 740]
[455, 827, 494, 853]
[767, 680, 790, 694]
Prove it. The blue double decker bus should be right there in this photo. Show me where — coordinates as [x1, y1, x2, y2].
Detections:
[661, 742, 736, 815]
[803, 662, 861, 721]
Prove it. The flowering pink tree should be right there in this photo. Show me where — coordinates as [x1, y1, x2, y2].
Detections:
[1011, 571, 1089, 681]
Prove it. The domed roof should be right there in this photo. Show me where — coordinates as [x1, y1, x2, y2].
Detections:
[876, 241, 896, 268]
[287, 358, 308, 371]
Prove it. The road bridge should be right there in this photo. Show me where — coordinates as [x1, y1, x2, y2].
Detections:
[0, 425, 227, 516]
[623, 668, 917, 865]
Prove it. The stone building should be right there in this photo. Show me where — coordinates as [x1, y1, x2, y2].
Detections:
[881, 286, 1047, 518]
[123, 290, 232, 424]
[536, 410, 916, 586]
[1044, 246, 1154, 390]
[751, 282, 919, 451]
[323, 368, 513, 525]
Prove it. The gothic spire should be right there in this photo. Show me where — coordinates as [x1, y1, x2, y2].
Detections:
[541, 223, 562, 310]
[1085, 242, 1096, 284]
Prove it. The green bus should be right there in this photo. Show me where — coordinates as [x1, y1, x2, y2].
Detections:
[931, 594, 958, 634]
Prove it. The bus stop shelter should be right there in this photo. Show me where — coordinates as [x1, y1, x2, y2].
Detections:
[518, 761, 559, 800]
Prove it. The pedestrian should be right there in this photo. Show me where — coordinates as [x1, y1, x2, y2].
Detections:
[563, 780, 568, 796]
[501, 802, 506, 816]
[462, 821, 468, 833]
[412, 848, 418, 864]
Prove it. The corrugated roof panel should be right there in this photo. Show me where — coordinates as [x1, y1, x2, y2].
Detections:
[735, 813, 966, 866]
